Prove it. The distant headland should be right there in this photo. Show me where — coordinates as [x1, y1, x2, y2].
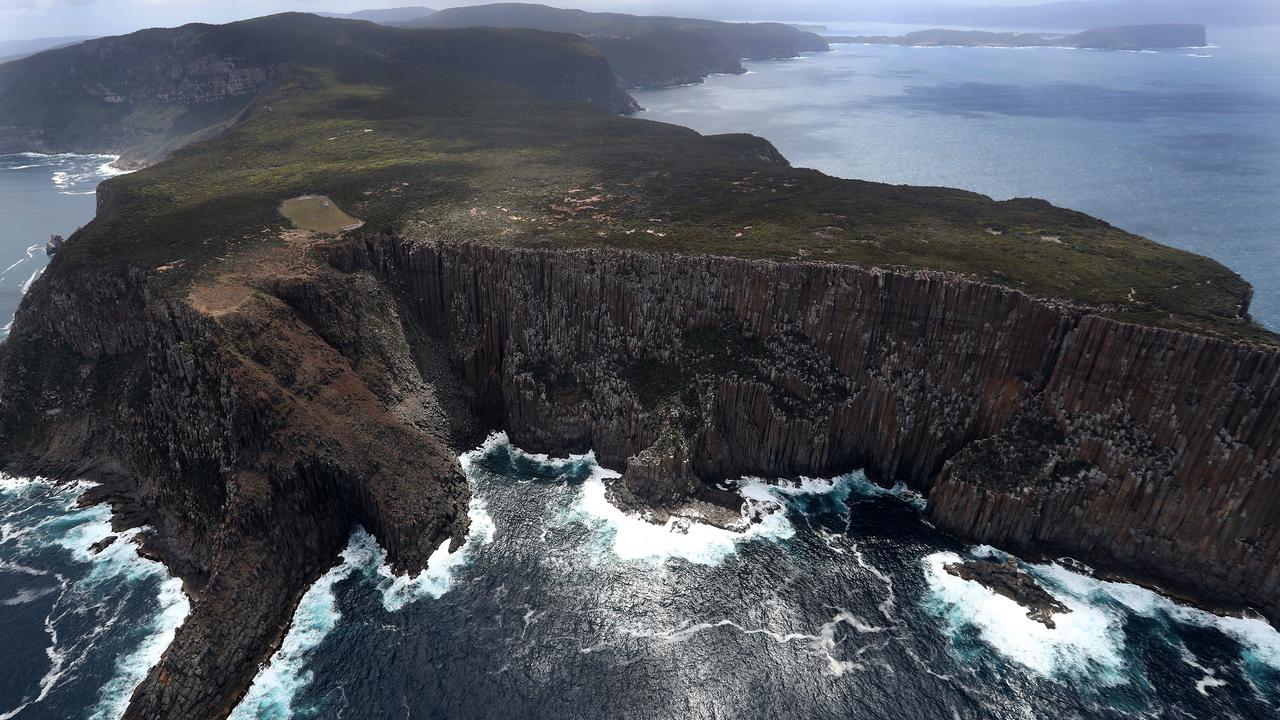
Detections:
[828, 23, 1207, 51]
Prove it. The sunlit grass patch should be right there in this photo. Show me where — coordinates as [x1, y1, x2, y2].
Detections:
[280, 195, 363, 233]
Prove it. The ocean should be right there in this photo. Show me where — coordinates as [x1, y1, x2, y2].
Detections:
[635, 23, 1280, 331]
[2, 21, 1280, 720]
[0, 153, 126, 335]
[226, 438, 1280, 719]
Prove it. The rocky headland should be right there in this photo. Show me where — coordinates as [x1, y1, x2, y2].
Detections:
[403, 3, 830, 88]
[0, 11, 1276, 720]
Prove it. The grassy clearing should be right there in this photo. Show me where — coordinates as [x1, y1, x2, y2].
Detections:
[280, 195, 363, 233]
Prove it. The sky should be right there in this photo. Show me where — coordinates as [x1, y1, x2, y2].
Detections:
[0, 0, 1057, 42]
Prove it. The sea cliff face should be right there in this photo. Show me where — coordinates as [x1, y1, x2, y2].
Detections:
[931, 317, 1280, 614]
[335, 235, 1280, 623]
[1, 232, 1277, 719]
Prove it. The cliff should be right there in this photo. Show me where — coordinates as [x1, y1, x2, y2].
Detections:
[3, 231, 1276, 718]
[0, 13, 1276, 720]
[404, 3, 830, 88]
[0, 13, 636, 165]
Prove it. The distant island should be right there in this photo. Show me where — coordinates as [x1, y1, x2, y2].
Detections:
[829, 23, 1207, 51]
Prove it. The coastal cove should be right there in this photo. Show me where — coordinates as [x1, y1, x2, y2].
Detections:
[635, 23, 1280, 330]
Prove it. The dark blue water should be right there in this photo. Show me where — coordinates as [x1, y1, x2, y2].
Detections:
[222, 436, 1280, 720]
[635, 24, 1280, 331]
[2, 439, 1278, 720]
[0, 477, 187, 720]
[0, 153, 124, 335]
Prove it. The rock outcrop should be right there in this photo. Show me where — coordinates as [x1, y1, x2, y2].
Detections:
[944, 558, 1072, 628]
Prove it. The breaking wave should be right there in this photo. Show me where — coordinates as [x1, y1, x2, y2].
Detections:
[0, 476, 189, 720]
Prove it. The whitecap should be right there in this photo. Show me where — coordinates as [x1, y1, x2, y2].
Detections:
[379, 493, 495, 611]
[87, 576, 189, 720]
[921, 550, 1130, 683]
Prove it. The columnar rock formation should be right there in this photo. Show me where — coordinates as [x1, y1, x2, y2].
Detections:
[2, 231, 1277, 718]
[337, 235, 1280, 622]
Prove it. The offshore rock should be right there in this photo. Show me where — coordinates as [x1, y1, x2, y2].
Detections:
[945, 558, 1072, 629]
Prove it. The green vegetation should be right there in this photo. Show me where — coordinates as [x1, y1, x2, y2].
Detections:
[18, 13, 1269, 345]
[280, 196, 363, 233]
[404, 3, 829, 88]
[0, 13, 632, 163]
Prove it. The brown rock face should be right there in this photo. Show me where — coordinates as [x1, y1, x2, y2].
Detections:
[930, 317, 1280, 618]
[336, 236, 1279, 626]
[0, 233, 1276, 719]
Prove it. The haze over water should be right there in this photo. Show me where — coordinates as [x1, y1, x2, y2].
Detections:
[637, 24, 1280, 331]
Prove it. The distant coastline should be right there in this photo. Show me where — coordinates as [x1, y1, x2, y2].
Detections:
[827, 23, 1207, 51]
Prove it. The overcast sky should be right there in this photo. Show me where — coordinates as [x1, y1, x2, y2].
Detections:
[0, 0, 1067, 42]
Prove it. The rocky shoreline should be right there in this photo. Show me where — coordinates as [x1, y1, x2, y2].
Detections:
[2, 230, 1277, 720]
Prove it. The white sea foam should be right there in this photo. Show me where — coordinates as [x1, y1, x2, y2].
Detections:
[1031, 561, 1280, 686]
[46, 154, 127, 192]
[379, 494, 495, 611]
[87, 576, 189, 720]
[0, 478, 188, 720]
[927, 545, 1280, 696]
[2, 586, 57, 605]
[568, 470, 790, 565]
[229, 532, 370, 720]
[1179, 644, 1228, 696]
[485, 432, 902, 567]
[20, 266, 43, 294]
[922, 550, 1130, 683]
[0, 474, 41, 494]
[231, 501, 496, 718]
